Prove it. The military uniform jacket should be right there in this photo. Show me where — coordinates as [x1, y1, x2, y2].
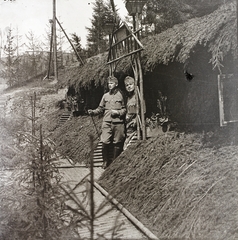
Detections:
[93, 88, 126, 123]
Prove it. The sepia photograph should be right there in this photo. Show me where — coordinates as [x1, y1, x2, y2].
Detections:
[0, 0, 238, 239]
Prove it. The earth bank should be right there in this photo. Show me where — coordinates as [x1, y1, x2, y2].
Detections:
[2, 78, 238, 239]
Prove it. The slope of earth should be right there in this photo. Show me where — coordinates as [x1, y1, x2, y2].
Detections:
[0, 75, 69, 167]
[98, 127, 238, 239]
[3, 74, 238, 239]
[49, 114, 102, 164]
[1, 75, 103, 166]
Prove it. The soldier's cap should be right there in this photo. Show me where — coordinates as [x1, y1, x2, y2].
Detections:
[124, 76, 135, 83]
[107, 76, 118, 84]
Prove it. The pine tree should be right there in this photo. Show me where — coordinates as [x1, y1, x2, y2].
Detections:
[86, 0, 114, 57]
[1, 27, 19, 87]
[143, 0, 229, 34]
[71, 33, 82, 56]
[25, 30, 41, 77]
[71, 32, 87, 62]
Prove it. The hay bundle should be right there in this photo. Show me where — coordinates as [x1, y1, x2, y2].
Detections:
[99, 132, 238, 239]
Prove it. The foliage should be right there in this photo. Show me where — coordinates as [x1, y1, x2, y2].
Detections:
[1, 28, 50, 88]
[143, 0, 231, 34]
[67, 1, 237, 90]
[0, 127, 71, 239]
[0, 81, 126, 239]
[0, 90, 71, 239]
[142, 1, 237, 72]
[86, 0, 115, 57]
[0, 27, 20, 87]
[25, 31, 43, 76]
[70, 32, 87, 63]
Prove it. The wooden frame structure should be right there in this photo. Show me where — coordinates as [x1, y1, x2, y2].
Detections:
[107, 22, 146, 140]
[218, 74, 238, 126]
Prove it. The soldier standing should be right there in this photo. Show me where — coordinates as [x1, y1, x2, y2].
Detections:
[88, 76, 126, 168]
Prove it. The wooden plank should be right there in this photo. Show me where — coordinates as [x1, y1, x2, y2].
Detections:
[107, 48, 143, 65]
[218, 74, 226, 126]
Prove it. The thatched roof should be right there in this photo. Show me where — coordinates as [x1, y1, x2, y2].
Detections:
[143, 1, 236, 72]
[66, 53, 108, 90]
[68, 1, 236, 89]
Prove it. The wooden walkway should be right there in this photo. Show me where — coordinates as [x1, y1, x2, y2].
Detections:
[0, 85, 158, 239]
[59, 158, 158, 239]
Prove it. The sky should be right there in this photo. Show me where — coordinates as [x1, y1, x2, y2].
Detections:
[0, 0, 128, 50]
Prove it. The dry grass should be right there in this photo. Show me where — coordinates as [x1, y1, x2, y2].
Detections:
[4, 68, 238, 239]
[50, 114, 102, 164]
[99, 130, 238, 239]
[67, 2, 236, 90]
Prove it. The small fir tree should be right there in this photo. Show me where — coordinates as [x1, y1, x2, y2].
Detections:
[1, 27, 19, 87]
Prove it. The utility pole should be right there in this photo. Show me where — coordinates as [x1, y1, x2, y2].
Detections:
[47, 21, 53, 79]
[237, 0, 238, 74]
[0, 29, 2, 60]
[53, 0, 58, 81]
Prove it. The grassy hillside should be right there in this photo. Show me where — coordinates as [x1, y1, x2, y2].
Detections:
[3, 72, 238, 239]
[49, 113, 102, 164]
[36, 77, 238, 239]
[48, 100, 238, 239]
[98, 128, 238, 239]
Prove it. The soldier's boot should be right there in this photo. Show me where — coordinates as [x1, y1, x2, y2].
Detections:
[102, 143, 109, 169]
[110, 143, 123, 167]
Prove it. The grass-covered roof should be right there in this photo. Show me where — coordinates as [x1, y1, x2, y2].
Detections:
[68, 1, 236, 89]
[143, 1, 236, 72]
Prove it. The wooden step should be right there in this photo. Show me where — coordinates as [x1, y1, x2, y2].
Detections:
[57, 112, 72, 127]
[92, 134, 138, 167]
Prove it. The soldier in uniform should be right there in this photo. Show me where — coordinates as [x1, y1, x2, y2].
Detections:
[123, 76, 137, 150]
[88, 76, 126, 168]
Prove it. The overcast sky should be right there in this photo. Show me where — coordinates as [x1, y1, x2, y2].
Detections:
[0, 0, 128, 50]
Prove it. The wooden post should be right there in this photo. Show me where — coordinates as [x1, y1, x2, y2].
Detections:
[47, 22, 53, 79]
[89, 135, 94, 239]
[218, 74, 226, 126]
[53, 0, 58, 81]
[133, 13, 146, 140]
[56, 17, 84, 65]
[236, 0, 238, 74]
[133, 59, 141, 140]
[138, 56, 146, 139]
